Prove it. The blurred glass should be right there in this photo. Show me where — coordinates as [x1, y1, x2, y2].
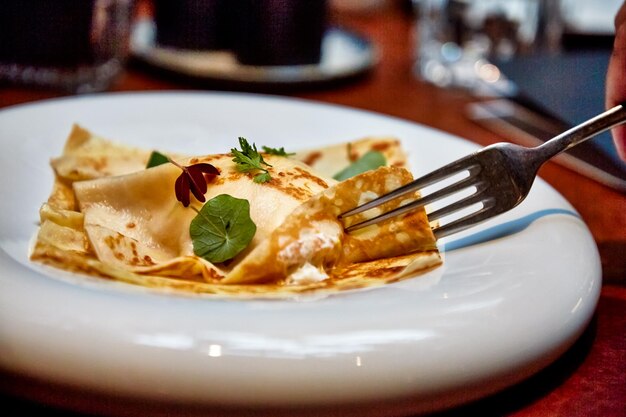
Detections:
[234, 0, 328, 66]
[414, 0, 562, 95]
[154, 0, 232, 51]
[152, 0, 328, 67]
[0, 0, 134, 93]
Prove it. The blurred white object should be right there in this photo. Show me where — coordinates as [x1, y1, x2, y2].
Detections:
[561, 0, 621, 35]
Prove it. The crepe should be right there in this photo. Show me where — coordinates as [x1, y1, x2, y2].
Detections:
[31, 126, 440, 297]
[224, 165, 439, 284]
[295, 137, 410, 178]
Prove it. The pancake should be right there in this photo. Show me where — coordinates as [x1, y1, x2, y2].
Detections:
[295, 137, 409, 178]
[223, 166, 439, 285]
[31, 126, 440, 297]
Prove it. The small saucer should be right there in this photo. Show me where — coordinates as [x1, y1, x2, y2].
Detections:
[130, 19, 378, 86]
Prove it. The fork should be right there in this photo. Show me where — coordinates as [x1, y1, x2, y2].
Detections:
[341, 104, 626, 238]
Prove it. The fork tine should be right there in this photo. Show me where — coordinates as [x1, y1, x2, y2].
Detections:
[344, 172, 482, 232]
[432, 199, 496, 238]
[340, 155, 480, 219]
[344, 197, 426, 232]
[427, 182, 488, 222]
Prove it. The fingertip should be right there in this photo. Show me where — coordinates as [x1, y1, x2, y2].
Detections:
[616, 0, 626, 28]
[613, 125, 626, 161]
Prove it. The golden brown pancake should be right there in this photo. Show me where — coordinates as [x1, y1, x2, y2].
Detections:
[31, 126, 440, 297]
[294, 136, 409, 178]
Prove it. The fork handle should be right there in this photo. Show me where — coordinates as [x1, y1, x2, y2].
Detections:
[536, 103, 626, 160]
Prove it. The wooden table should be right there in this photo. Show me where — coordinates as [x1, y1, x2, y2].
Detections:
[1, 4, 624, 417]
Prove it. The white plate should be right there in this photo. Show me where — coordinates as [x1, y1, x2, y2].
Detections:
[0, 92, 600, 416]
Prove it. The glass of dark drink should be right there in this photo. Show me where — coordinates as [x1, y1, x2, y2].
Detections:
[0, 0, 134, 93]
[154, 0, 232, 51]
[233, 0, 328, 66]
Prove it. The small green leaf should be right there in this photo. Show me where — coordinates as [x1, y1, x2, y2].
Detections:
[332, 151, 387, 181]
[190, 194, 256, 263]
[253, 171, 272, 183]
[262, 146, 294, 156]
[146, 151, 169, 168]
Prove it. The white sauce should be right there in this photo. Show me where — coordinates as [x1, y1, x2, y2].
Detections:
[286, 263, 329, 285]
[278, 221, 342, 284]
[279, 222, 341, 262]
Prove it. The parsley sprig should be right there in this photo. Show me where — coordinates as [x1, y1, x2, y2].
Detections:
[231, 137, 273, 183]
[262, 146, 295, 157]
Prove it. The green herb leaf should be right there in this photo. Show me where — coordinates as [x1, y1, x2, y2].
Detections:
[146, 151, 169, 168]
[231, 137, 272, 183]
[190, 194, 256, 263]
[262, 146, 295, 156]
[332, 151, 387, 181]
[253, 171, 272, 183]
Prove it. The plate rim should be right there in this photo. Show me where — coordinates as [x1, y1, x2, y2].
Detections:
[130, 19, 379, 85]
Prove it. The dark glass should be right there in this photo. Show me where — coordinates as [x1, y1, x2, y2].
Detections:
[0, 0, 96, 67]
[233, 0, 327, 66]
[0, 0, 132, 93]
[154, 0, 232, 50]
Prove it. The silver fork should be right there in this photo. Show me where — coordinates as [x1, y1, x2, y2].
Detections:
[341, 104, 626, 238]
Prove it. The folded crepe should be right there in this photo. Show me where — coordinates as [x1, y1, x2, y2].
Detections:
[31, 125, 440, 297]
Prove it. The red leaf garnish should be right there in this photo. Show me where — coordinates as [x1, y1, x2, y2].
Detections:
[172, 161, 220, 207]
[192, 163, 220, 176]
[186, 167, 207, 202]
[175, 173, 191, 207]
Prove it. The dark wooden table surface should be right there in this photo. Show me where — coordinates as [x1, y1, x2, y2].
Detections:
[1, 3, 624, 417]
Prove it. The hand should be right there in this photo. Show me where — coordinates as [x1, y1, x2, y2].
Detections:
[607, 1, 626, 160]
